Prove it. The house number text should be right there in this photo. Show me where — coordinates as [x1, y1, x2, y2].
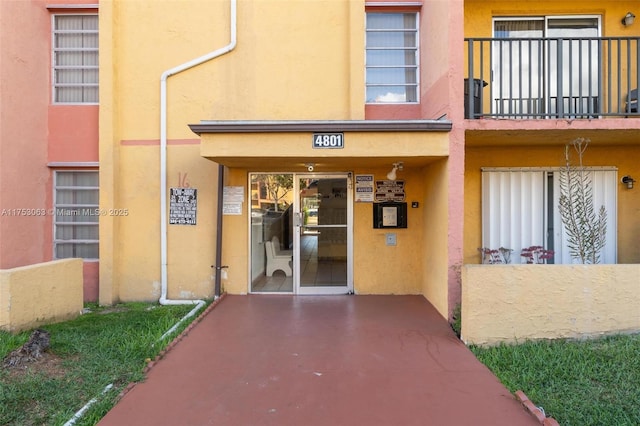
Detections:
[312, 133, 344, 149]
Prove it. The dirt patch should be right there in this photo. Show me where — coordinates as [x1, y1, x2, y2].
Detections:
[2, 329, 70, 381]
[4, 351, 68, 380]
[3, 329, 51, 367]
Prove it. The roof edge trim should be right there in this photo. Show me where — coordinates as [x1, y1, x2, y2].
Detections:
[364, 2, 423, 7]
[47, 162, 99, 168]
[47, 4, 99, 10]
[189, 120, 452, 135]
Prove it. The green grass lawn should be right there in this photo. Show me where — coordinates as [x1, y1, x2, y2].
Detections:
[0, 302, 209, 426]
[471, 334, 640, 426]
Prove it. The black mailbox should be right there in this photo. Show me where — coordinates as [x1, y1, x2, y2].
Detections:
[373, 202, 407, 229]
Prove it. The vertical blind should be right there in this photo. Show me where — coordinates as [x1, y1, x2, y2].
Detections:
[365, 13, 418, 103]
[482, 169, 617, 264]
[54, 171, 99, 259]
[482, 170, 546, 264]
[53, 14, 99, 103]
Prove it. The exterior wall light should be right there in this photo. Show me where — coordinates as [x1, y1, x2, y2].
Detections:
[622, 175, 635, 189]
[622, 12, 636, 26]
[387, 162, 404, 181]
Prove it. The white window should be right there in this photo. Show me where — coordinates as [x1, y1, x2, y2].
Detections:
[481, 169, 617, 264]
[492, 16, 600, 117]
[54, 171, 99, 259]
[365, 12, 419, 104]
[52, 14, 99, 104]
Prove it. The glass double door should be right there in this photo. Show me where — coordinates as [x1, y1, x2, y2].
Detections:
[249, 173, 352, 294]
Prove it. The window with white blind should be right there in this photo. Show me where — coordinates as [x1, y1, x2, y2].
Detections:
[365, 12, 419, 104]
[481, 169, 617, 264]
[492, 16, 600, 117]
[52, 14, 99, 104]
[54, 171, 99, 259]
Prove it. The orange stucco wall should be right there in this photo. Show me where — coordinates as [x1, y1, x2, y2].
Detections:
[464, 0, 640, 110]
[462, 0, 640, 268]
[465, 0, 640, 38]
[214, 165, 438, 298]
[98, 0, 463, 320]
[465, 143, 640, 264]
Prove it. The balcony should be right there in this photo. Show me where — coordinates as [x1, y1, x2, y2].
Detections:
[465, 37, 640, 119]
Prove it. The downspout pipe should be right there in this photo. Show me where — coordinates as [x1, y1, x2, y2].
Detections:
[159, 0, 237, 306]
[214, 163, 225, 297]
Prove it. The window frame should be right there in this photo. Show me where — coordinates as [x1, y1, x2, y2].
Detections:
[53, 170, 99, 260]
[365, 10, 420, 104]
[52, 13, 99, 105]
[481, 167, 617, 264]
[490, 15, 601, 117]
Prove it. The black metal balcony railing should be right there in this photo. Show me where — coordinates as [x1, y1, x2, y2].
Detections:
[465, 37, 640, 119]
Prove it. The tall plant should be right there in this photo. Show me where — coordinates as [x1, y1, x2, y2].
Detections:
[558, 138, 607, 264]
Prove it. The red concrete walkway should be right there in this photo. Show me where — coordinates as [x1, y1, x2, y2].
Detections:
[99, 295, 539, 426]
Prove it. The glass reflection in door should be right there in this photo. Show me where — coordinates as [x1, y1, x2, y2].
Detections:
[298, 176, 348, 291]
[249, 173, 294, 293]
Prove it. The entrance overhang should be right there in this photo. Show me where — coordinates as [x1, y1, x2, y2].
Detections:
[189, 119, 453, 169]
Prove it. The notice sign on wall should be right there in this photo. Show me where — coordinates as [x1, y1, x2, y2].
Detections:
[355, 174, 375, 202]
[170, 187, 197, 225]
[223, 186, 244, 215]
[375, 180, 406, 202]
